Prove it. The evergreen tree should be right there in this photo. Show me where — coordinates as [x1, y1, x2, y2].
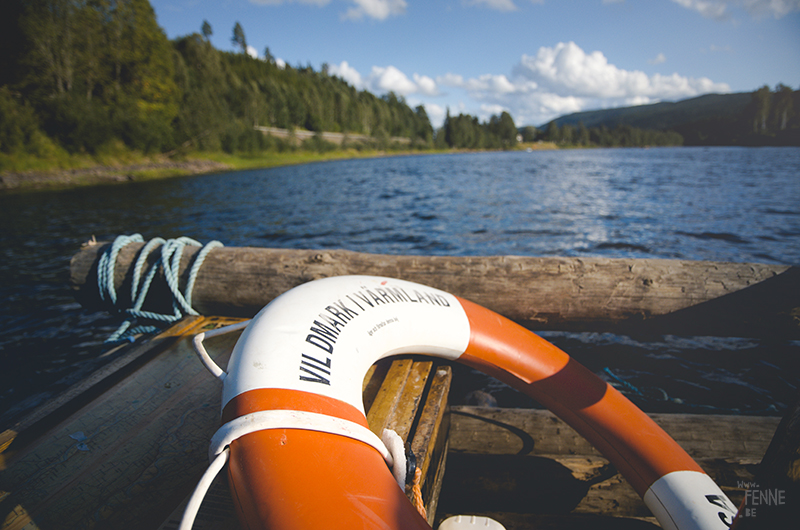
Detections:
[773, 84, 794, 131]
[232, 22, 247, 54]
[519, 126, 538, 142]
[202, 20, 212, 40]
[577, 122, 590, 146]
[546, 121, 560, 143]
[414, 105, 433, 145]
[751, 85, 772, 134]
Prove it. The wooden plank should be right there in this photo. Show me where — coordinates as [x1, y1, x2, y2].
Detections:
[70, 243, 800, 339]
[436, 512, 661, 529]
[448, 406, 780, 459]
[386, 361, 434, 441]
[410, 365, 452, 526]
[362, 358, 451, 522]
[366, 358, 415, 436]
[0, 317, 207, 458]
[0, 317, 246, 530]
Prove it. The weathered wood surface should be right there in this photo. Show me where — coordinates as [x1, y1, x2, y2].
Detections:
[0, 317, 245, 530]
[0, 317, 452, 530]
[436, 406, 781, 529]
[447, 407, 780, 459]
[0, 317, 204, 457]
[70, 242, 800, 339]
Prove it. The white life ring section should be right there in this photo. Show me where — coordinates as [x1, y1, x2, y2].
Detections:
[219, 275, 738, 530]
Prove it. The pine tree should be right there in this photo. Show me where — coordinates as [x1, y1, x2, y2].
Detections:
[232, 22, 247, 54]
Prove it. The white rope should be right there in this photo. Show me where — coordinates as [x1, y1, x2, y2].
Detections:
[178, 448, 229, 530]
[191, 320, 251, 381]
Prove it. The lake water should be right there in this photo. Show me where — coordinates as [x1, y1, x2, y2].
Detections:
[2, 147, 799, 428]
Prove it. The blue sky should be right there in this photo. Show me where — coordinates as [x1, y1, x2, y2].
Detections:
[150, 0, 800, 128]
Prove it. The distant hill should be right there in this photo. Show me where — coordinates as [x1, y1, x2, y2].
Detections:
[547, 93, 752, 131]
[538, 89, 800, 146]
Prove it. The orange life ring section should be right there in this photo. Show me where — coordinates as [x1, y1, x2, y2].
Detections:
[205, 276, 739, 530]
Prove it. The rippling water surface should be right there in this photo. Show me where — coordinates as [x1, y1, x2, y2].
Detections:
[2, 147, 799, 426]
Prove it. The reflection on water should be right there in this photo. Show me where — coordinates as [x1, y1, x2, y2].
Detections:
[1, 147, 799, 427]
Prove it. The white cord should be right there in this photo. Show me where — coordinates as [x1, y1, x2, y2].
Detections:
[178, 448, 229, 530]
[191, 320, 251, 381]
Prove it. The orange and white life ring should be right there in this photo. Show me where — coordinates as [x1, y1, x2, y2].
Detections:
[189, 275, 738, 530]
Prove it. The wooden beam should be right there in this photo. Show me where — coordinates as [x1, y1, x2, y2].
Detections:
[70, 242, 800, 338]
[447, 406, 780, 460]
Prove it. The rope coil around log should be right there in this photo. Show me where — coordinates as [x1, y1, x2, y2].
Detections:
[97, 234, 222, 342]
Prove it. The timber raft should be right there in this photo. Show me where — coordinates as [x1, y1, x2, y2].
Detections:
[0, 242, 798, 529]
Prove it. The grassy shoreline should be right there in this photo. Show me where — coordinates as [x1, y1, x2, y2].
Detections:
[0, 143, 558, 193]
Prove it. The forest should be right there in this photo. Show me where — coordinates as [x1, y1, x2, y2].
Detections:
[521, 122, 684, 148]
[548, 86, 800, 147]
[0, 0, 521, 170]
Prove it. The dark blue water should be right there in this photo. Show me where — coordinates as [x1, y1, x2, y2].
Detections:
[2, 147, 799, 428]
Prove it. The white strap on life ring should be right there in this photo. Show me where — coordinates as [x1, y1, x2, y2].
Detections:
[208, 409, 408, 488]
[179, 410, 407, 530]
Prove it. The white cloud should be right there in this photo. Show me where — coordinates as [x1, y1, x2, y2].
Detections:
[670, 0, 800, 20]
[275, 57, 287, 69]
[370, 65, 418, 93]
[330, 61, 439, 96]
[446, 41, 730, 125]
[413, 73, 439, 96]
[246, 45, 259, 59]
[648, 53, 667, 65]
[743, 0, 800, 18]
[463, 0, 544, 10]
[464, 0, 518, 11]
[249, 0, 330, 5]
[671, 0, 729, 19]
[466, 74, 521, 94]
[437, 73, 465, 87]
[329, 61, 363, 87]
[343, 0, 408, 20]
[513, 42, 728, 100]
[479, 103, 507, 118]
[248, 0, 407, 20]
[332, 42, 729, 127]
[423, 103, 447, 128]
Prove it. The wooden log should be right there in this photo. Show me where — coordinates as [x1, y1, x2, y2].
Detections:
[447, 407, 781, 459]
[70, 242, 800, 339]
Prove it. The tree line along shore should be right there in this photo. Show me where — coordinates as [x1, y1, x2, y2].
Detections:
[1, 1, 796, 192]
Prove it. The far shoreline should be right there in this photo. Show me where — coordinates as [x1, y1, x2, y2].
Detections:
[0, 142, 556, 194]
